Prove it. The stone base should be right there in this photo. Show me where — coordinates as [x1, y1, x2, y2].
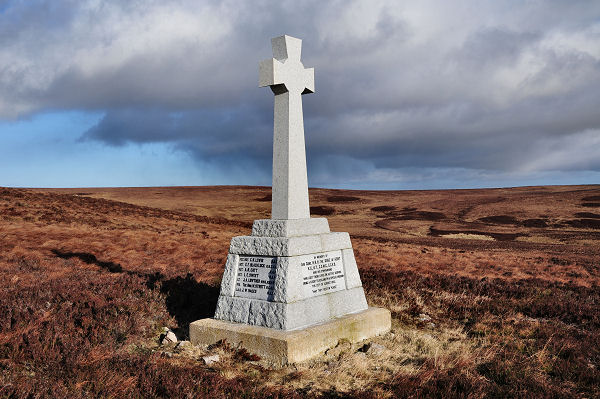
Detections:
[217, 230, 367, 330]
[190, 307, 391, 365]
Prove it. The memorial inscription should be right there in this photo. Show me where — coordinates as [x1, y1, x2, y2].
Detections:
[299, 250, 345, 297]
[234, 256, 277, 300]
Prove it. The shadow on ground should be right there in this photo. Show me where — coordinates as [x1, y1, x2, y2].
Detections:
[51, 249, 219, 335]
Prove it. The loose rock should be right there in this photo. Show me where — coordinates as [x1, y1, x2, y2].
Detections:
[367, 343, 386, 356]
[201, 354, 220, 366]
[417, 313, 432, 323]
[159, 328, 178, 345]
[325, 340, 352, 358]
[176, 340, 191, 350]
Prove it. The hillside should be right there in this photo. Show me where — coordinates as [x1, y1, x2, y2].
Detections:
[1, 185, 599, 397]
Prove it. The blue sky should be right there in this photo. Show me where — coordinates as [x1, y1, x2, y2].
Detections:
[1, 0, 599, 189]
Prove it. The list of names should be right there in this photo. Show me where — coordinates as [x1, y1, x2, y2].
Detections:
[234, 256, 277, 301]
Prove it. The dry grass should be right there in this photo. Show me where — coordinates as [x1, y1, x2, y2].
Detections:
[441, 233, 495, 241]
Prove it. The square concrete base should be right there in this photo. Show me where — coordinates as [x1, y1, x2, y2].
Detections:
[190, 307, 391, 365]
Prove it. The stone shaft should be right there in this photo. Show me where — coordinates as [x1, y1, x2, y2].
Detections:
[272, 90, 310, 219]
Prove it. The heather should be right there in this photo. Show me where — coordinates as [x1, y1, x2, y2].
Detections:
[1, 186, 599, 398]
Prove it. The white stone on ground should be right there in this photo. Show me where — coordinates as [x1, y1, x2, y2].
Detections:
[160, 328, 177, 344]
[417, 313, 432, 323]
[367, 343, 386, 356]
[201, 354, 220, 366]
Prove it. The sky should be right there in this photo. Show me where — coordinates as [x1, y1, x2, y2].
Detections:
[1, 0, 599, 189]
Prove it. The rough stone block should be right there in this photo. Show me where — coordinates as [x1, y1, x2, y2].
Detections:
[320, 232, 352, 251]
[229, 232, 354, 257]
[229, 235, 316, 256]
[285, 286, 367, 330]
[219, 254, 239, 297]
[214, 295, 250, 324]
[283, 256, 309, 302]
[248, 300, 286, 329]
[341, 249, 362, 289]
[214, 286, 367, 330]
[271, 256, 289, 302]
[251, 218, 330, 237]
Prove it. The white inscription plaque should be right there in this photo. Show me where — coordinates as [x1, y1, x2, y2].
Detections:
[234, 256, 277, 300]
[299, 250, 345, 297]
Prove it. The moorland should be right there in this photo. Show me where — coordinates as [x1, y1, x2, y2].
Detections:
[1, 185, 599, 398]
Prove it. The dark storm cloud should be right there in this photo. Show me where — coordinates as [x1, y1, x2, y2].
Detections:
[2, 0, 600, 187]
[82, 103, 272, 158]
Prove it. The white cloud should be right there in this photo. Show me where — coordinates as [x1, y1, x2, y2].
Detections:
[1, 0, 599, 186]
[518, 129, 600, 172]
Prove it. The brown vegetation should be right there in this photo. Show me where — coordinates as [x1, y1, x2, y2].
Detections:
[1, 185, 600, 397]
[370, 206, 396, 212]
[310, 205, 336, 216]
[327, 195, 361, 203]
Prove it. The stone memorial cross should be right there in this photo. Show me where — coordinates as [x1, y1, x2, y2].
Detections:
[259, 35, 314, 220]
[190, 35, 391, 365]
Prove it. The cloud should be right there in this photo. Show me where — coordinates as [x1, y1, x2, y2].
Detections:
[1, 0, 600, 188]
[82, 104, 272, 158]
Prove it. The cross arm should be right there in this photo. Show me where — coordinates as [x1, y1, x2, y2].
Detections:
[259, 58, 281, 88]
[259, 59, 315, 94]
[302, 68, 314, 94]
